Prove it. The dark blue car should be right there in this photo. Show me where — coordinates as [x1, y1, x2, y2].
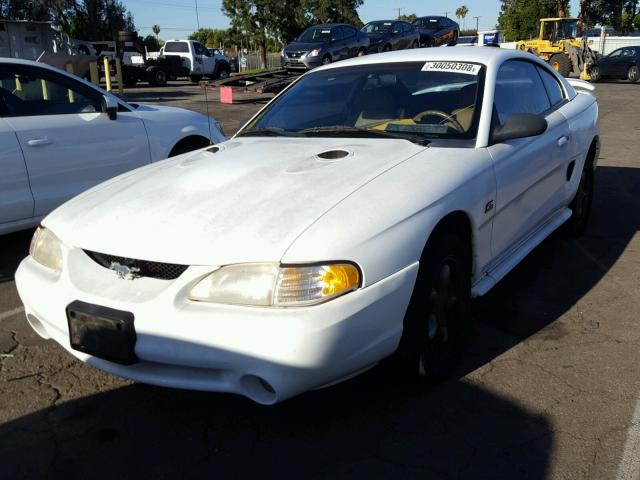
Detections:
[281, 24, 369, 72]
[361, 20, 420, 53]
[413, 16, 459, 47]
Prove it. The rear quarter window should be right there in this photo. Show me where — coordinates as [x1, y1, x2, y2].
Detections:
[537, 66, 565, 107]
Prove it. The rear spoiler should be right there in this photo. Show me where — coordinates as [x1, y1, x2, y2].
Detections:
[567, 78, 595, 92]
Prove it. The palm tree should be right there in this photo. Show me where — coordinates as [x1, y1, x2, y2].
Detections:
[152, 24, 161, 39]
[457, 5, 469, 31]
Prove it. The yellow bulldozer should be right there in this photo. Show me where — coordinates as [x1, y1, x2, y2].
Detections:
[516, 18, 598, 80]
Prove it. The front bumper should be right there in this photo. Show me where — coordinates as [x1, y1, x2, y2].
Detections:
[282, 56, 321, 70]
[15, 248, 418, 404]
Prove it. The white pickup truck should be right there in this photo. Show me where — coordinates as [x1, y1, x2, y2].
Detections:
[161, 40, 232, 83]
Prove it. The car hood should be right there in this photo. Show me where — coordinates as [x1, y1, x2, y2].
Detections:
[44, 137, 426, 266]
[286, 41, 326, 52]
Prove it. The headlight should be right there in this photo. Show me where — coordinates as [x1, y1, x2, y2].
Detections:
[189, 263, 360, 307]
[307, 48, 321, 57]
[29, 227, 63, 273]
[280, 48, 286, 57]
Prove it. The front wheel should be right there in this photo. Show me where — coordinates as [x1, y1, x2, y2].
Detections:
[411, 40, 419, 49]
[357, 48, 366, 57]
[550, 53, 571, 78]
[628, 65, 639, 82]
[388, 230, 471, 382]
[589, 65, 601, 82]
[321, 55, 332, 65]
[189, 74, 203, 83]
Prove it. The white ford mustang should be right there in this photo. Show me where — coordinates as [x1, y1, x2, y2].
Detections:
[0, 58, 225, 236]
[15, 48, 599, 404]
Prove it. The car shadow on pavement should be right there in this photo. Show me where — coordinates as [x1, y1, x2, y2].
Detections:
[0, 165, 637, 478]
[0, 229, 33, 284]
[0, 351, 553, 479]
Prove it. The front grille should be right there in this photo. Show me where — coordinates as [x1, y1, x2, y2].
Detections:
[84, 250, 188, 280]
[287, 51, 307, 58]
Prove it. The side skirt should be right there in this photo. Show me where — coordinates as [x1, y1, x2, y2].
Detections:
[471, 207, 572, 297]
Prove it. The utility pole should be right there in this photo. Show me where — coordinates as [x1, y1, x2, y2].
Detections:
[395, 7, 403, 19]
[473, 16, 481, 32]
[443, 11, 449, 18]
[194, 0, 201, 30]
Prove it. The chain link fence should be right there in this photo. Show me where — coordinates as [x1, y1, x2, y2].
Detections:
[237, 52, 282, 72]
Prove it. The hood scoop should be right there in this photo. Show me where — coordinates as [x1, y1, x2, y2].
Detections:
[317, 149, 350, 160]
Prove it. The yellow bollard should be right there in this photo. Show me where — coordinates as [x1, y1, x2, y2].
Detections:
[115, 57, 124, 96]
[89, 61, 99, 85]
[103, 57, 112, 92]
[65, 63, 75, 103]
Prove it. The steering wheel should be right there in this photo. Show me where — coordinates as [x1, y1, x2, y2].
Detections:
[413, 109, 465, 133]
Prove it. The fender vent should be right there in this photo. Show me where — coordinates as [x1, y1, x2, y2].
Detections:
[84, 250, 188, 280]
[317, 149, 349, 160]
[207, 146, 220, 153]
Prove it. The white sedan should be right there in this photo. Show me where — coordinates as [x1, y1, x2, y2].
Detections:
[15, 48, 599, 404]
[0, 58, 225, 236]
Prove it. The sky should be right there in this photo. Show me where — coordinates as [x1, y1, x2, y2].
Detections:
[127, 0, 581, 41]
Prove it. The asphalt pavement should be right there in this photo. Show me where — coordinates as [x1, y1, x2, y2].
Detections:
[0, 80, 639, 480]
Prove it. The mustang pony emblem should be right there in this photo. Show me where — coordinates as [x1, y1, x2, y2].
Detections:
[109, 261, 141, 280]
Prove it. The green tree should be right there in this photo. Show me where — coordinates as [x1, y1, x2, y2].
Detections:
[152, 24, 161, 38]
[142, 34, 163, 51]
[498, 0, 569, 40]
[456, 5, 469, 30]
[302, 0, 364, 27]
[398, 13, 417, 23]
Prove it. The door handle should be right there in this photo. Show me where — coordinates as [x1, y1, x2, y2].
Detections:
[26, 138, 52, 147]
[557, 136, 569, 148]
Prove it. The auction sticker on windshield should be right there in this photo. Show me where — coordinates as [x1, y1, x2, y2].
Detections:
[422, 62, 481, 75]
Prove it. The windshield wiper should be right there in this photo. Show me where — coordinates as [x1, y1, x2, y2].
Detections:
[299, 125, 430, 146]
[237, 127, 300, 137]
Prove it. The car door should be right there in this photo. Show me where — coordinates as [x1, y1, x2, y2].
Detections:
[390, 22, 403, 50]
[487, 60, 571, 258]
[0, 63, 150, 217]
[0, 117, 33, 224]
[193, 41, 215, 74]
[341, 26, 357, 58]
[602, 48, 624, 77]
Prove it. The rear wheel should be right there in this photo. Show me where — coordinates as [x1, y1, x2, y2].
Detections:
[448, 31, 458, 46]
[411, 40, 419, 49]
[550, 53, 571, 78]
[388, 229, 471, 382]
[589, 65, 601, 82]
[357, 48, 366, 57]
[189, 74, 203, 83]
[146, 67, 167, 87]
[383, 44, 392, 52]
[627, 65, 639, 82]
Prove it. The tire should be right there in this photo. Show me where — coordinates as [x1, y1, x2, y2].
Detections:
[549, 53, 571, 78]
[357, 48, 366, 57]
[412, 40, 419, 49]
[627, 65, 639, 82]
[217, 67, 230, 80]
[146, 66, 167, 87]
[589, 65, 601, 82]
[383, 44, 392, 52]
[448, 31, 458, 46]
[388, 229, 472, 382]
[190, 74, 203, 83]
[321, 55, 332, 65]
[561, 155, 595, 238]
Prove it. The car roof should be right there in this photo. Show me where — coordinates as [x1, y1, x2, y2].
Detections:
[316, 45, 533, 70]
[308, 23, 350, 28]
[415, 15, 448, 20]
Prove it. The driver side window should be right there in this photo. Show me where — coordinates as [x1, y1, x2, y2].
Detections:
[0, 65, 102, 117]
[494, 60, 551, 125]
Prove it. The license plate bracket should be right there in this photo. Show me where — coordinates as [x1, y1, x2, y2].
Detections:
[67, 301, 137, 365]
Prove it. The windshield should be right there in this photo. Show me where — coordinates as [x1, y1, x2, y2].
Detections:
[363, 22, 393, 34]
[242, 62, 484, 141]
[297, 27, 332, 43]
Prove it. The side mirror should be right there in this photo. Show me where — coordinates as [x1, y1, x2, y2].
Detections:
[491, 114, 547, 143]
[102, 94, 118, 120]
